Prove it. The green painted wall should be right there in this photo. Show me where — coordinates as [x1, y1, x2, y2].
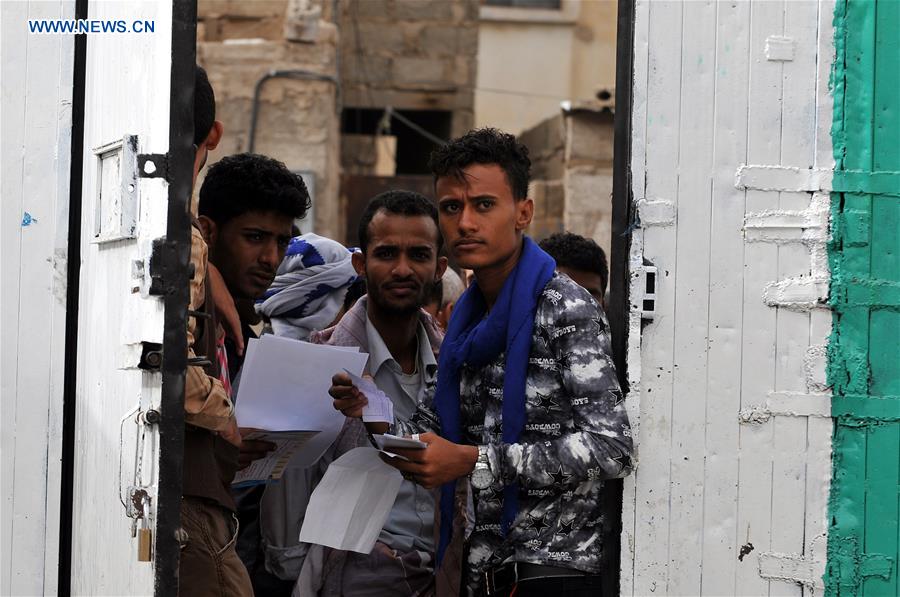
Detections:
[826, 0, 900, 595]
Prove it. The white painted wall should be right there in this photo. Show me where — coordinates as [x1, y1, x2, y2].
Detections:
[622, 1, 835, 595]
[0, 1, 74, 594]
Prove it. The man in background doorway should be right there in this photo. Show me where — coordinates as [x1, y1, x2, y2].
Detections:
[538, 232, 609, 310]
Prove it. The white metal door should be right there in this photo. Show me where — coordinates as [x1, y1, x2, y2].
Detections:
[70, 2, 178, 594]
[621, 1, 835, 595]
[1, 1, 74, 594]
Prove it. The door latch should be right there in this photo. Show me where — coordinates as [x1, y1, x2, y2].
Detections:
[634, 259, 657, 320]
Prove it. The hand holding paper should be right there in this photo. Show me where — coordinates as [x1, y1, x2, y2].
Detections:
[234, 335, 368, 468]
[343, 369, 394, 424]
[232, 430, 319, 487]
[372, 433, 426, 462]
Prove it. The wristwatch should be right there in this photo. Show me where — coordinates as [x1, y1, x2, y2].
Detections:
[470, 445, 494, 490]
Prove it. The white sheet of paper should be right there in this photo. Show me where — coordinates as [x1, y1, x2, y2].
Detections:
[343, 369, 394, 424]
[298, 447, 403, 554]
[235, 335, 369, 467]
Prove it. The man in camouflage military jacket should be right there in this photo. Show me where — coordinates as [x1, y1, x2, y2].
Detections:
[332, 128, 632, 596]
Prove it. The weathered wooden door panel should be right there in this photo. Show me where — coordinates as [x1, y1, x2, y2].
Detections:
[70, 2, 174, 594]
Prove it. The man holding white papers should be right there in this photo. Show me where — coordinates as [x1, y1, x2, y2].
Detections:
[296, 190, 447, 596]
[196, 152, 311, 595]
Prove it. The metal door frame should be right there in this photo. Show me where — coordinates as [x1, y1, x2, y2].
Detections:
[605, 0, 636, 594]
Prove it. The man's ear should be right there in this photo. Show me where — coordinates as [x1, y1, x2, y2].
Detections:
[192, 121, 224, 183]
[438, 301, 454, 330]
[351, 251, 367, 277]
[205, 120, 224, 151]
[435, 255, 448, 282]
[515, 197, 534, 231]
[197, 215, 217, 248]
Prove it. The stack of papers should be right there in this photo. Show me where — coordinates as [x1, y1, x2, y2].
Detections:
[343, 369, 395, 424]
[233, 335, 369, 479]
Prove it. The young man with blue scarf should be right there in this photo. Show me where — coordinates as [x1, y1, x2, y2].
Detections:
[332, 128, 633, 596]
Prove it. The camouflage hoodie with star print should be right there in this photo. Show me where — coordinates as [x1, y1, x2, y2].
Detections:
[397, 272, 633, 595]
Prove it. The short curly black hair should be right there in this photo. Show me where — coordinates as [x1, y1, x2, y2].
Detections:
[199, 153, 311, 226]
[428, 128, 531, 200]
[539, 232, 609, 295]
[357, 190, 441, 254]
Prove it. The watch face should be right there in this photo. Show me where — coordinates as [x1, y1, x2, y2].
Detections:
[471, 467, 493, 490]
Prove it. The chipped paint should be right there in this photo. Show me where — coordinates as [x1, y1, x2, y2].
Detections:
[763, 277, 829, 311]
[739, 392, 832, 424]
[51, 249, 67, 307]
[744, 193, 830, 245]
[738, 406, 772, 425]
[758, 537, 827, 593]
[636, 198, 676, 227]
[805, 345, 829, 392]
[736, 164, 832, 193]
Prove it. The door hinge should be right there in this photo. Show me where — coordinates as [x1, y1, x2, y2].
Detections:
[137, 153, 169, 181]
[147, 236, 194, 296]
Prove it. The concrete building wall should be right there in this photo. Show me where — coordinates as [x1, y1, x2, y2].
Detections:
[520, 108, 614, 258]
[475, 0, 617, 135]
[198, 0, 289, 42]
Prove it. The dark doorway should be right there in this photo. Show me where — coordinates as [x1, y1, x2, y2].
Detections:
[340, 174, 434, 247]
[341, 108, 451, 175]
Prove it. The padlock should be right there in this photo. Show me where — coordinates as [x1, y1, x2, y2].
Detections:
[137, 517, 152, 562]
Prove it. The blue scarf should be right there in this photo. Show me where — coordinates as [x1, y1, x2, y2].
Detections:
[434, 237, 556, 565]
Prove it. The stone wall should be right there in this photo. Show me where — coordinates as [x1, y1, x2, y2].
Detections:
[520, 105, 614, 258]
[196, 0, 479, 238]
[520, 114, 567, 240]
[338, 0, 479, 137]
[198, 2, 342, 238]
[198, 0, 288, 42]
[563, 108, 614, 256]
